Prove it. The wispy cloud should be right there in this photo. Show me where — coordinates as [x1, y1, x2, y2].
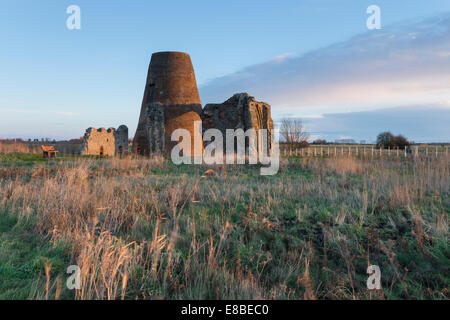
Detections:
[302, 104, 450, 143]
[272, 52, 295, 63]
[200, 13, 450, 116]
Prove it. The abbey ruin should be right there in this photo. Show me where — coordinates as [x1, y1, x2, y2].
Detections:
[80, 125, 128, 156]
[202, 93, 274, 153]
[132, 51, 274, 157]
[81, 51, 273, 158]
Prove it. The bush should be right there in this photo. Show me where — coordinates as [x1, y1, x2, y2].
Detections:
[299, 141, 310, 148]
[394, 135, 410, 149]
[376, 132, 410, 149]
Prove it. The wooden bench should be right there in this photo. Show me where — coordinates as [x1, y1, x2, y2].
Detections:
[41, 145, 58, 158]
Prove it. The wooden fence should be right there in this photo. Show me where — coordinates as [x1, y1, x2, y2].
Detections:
[281, 146, 449, 158]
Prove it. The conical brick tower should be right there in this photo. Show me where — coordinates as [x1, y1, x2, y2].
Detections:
[133, 51, 203, 156]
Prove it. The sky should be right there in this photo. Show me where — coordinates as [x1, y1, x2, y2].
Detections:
[0, 0, 449, 143]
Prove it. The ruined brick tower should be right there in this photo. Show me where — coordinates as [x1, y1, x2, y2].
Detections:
[133, 51, 203, 156]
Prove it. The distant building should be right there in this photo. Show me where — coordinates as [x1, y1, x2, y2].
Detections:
[335, 138, 356, 144]
[80, 125, 128, 156]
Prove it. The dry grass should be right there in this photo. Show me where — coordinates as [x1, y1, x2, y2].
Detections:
[0, 154, 448, 299]
[0, 140, 81, 154]
[324, 157, 363, 174]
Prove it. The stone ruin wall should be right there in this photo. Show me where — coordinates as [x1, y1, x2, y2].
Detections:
[114, 125, 129, 155]
[201, 93, 274, 154]
[132, 52, 274, 158]
[146, 103, 165, 154]
[143, 92, 274, 157]
[145, 103, 203, 157]
[80, 125, 128, 156]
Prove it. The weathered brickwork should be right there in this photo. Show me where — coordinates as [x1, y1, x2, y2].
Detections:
[133, 52, 202, 156]
[131, 53, 274, 158]
[202, 93, 274, 154]
[80, 125, 128, 156]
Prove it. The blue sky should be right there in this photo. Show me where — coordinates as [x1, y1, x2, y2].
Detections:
[1, 0, 449, 142]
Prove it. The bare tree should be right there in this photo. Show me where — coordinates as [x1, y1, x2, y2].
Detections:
[280, 118, 309, 148]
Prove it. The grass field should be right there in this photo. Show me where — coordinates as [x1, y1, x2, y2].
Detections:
[0, 153, 448, 299]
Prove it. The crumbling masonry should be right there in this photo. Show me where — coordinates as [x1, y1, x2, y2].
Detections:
[80, 125, 128, 156]
[201, 93, 274, 154]
[132, 52, 274, 157]
[133, 51, 203, 157]
[77, 51, 273, 158]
